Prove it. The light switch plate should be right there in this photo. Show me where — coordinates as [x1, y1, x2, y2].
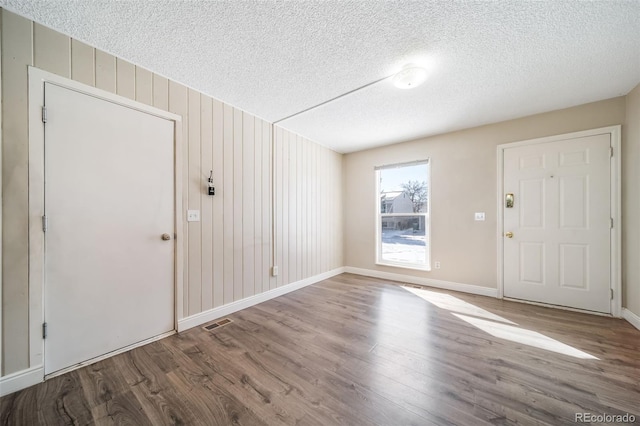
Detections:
[474, 212, 485, 221]
[187, 210, 200, 222]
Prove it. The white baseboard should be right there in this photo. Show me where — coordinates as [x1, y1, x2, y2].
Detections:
[343, 266, 498, 298]
[178, 267, 345, 332]
[0, 366, 44, 397]
[622, 308, 640, 331]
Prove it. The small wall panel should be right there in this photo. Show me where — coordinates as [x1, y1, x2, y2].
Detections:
[116, 58, 135, 100]
[212, 99, 224, 308]
[34, 23, 70, 78]
[71, 39, 94, 86]
[95, 50, 116, 93]
[200, 95, 213, 312]
[135, 66, 153, 106]
[222, 103, 235, 304]
[187, 89, 202, 315]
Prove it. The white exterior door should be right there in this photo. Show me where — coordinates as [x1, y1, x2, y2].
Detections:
[503, 133, 611, 313]
[44, 83, 175, 375]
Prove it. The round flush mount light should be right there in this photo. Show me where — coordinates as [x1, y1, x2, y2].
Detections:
[392, 65, 428, 89]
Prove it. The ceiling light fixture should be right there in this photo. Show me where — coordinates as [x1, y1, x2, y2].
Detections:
[392, 65, 428, 89]
[274, 63, 429, 124]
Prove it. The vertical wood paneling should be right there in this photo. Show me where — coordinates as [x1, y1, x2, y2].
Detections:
[275, 127, 283, 288]
[71, 39, 94, 86]
[288, 133, 296, 282]
[1, 10, 32, 375]
[135, 66, 153, 106]
[312, 141, 319, 276]
[297, 135, 303, 281]
[33, 23, 70, 78]
[95, 50, 116, 93]
[262, 121, 271, 292]
[254, 118, 263, 295]
[168, 81, 189, 317]
[281, 130, 289, 287]
[233, 109, 243, 298]
[187, 90, 202, 316]
[200, 96, 213, 312]
[222, 104, 234, 304]
[212, 99, 224, 308]
[116, 58, 135, 100]
[242, 112, 255, 298]
[152, 74, 169, 111]
[2, 11, 346, 378]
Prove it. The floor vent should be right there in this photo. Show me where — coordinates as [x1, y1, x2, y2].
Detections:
[203, 318, 233, 331]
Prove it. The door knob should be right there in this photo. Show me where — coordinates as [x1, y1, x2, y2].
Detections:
[505, 231, 514, 238]
[161, 233, 171, 241]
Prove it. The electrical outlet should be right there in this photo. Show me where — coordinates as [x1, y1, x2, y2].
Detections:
[272, 266, 279, 276]
[187, 210, 200, 222]
[474, 212, 485, 221]
[434, 261, 441, 269]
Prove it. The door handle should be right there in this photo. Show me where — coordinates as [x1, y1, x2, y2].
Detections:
[505, 231, 514, 238]
[161, 233, 171, 241]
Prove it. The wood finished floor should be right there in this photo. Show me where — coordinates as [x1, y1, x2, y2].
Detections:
[2, 273, 639, 425]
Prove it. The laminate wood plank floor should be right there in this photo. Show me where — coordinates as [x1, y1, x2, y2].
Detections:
[2, 273, 639, 425]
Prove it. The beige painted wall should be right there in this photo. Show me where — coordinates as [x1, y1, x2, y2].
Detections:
[343, 97, 626, 289]
[623, 83, 640, 317]
[0, 9, 343, 376]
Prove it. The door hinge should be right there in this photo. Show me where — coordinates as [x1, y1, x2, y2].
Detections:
[610, 289, 614, 300]
[42, 322, 48, 339]
[42, 106, 47, 124]
[610, 217, 614, 229]
[42, 215, 48, 232]
[610, 146, 613, 158]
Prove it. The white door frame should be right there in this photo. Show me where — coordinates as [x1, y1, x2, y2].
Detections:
[27, 66, 184, 378]
[496, 125, 622, 317]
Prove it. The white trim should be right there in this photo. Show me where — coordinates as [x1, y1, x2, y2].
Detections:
[0, 366, 44, 397]
[622, 308, 640, 331]
[503, 297, 613, 317]
[344, 266, 498, 298]
[178, 267, 345, 332]
[45, 330, 176, 380]
[496, 125, 622, 317]
[27, 67, 184, 379]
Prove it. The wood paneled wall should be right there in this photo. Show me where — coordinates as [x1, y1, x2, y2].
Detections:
[0, 9, 344, 376]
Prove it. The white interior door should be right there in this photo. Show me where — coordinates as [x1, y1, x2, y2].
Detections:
[503, 134, 611, 313]
[44, 83, 175, 375]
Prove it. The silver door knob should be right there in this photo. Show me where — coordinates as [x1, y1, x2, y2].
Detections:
[161, 233, 171, 241]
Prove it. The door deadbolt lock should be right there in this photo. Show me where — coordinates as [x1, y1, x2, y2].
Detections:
[161, 233, 171, 241]
[505, 231, 514, 238]
[505, 193, 514, 208]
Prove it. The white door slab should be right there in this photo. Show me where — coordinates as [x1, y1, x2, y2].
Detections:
[44, 83, 175, 375]
[503, 134, 611, 313]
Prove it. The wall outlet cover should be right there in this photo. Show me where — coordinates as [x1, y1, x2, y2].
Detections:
[474, 212, 486, 221]
[187, 210, 200, 222]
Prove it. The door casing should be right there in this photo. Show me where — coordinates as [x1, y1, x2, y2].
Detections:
[496, 126, 621, 317]
[27, 66, 184, 380]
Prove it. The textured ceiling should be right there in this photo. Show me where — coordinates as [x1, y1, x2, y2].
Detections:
[2, 1, 639, 153]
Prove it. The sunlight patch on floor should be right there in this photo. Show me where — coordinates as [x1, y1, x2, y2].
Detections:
[402, 285, 599, 360]
[453, 313, 599, 360]
[403, 286, 517, 324]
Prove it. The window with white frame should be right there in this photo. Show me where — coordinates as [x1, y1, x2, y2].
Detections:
[376, 160, 430, 270]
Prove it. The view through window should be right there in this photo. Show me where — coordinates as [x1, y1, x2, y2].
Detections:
[376, 160, 430, 269]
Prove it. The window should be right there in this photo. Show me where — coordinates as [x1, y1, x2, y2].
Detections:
[376, 160, 430, 270]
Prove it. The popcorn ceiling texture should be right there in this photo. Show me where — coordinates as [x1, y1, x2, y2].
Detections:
[2, 0, 639, 152]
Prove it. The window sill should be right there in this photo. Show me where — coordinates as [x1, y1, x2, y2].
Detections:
[375, 261, 431, 272]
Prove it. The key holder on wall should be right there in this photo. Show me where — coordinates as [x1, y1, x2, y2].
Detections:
[208, 170, 215, 196]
